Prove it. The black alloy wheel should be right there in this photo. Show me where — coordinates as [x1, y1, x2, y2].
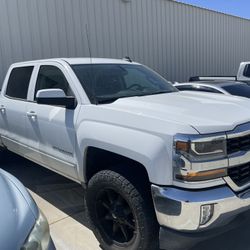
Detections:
[86, 169, 159, 250]
[96, 188, 136, 246]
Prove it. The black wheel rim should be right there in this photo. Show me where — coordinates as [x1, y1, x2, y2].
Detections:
[95, 188, 136, 246]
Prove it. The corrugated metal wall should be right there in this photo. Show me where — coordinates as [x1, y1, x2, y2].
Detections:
[0, 0, 250, 85]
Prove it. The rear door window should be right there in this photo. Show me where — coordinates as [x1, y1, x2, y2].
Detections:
[5, 66, 34, 100]
[243, 64, 250, 78]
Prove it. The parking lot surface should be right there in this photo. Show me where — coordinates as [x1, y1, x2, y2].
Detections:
[1, 152, 250, 250]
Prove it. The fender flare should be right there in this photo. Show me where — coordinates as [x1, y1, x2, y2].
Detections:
[75, 121, 173, 186]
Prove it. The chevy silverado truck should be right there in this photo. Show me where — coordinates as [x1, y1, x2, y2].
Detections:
[1, 58, 250, 250]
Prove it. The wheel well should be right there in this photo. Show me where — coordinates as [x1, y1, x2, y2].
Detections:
[85, 147, 151, 190]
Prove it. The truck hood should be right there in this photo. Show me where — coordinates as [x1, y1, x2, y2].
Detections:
[108, 91, 250, 134]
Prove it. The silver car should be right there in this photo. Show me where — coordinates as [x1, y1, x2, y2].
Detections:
[174, 81, 250, 98]
[0, 168, 55, 250]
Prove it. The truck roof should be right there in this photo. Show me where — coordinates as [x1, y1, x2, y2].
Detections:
[63, 58, 140, 65]
[11, 58, 140, 67]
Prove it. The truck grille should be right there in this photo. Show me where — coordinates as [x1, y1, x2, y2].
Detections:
[228, 163, 250, 187]
[227, 134, 250, 154]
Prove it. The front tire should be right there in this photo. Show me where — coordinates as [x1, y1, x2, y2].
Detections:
[86, 170, 158, 250]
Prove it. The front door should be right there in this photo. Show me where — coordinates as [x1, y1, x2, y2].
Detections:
[25, 63, 80, 180]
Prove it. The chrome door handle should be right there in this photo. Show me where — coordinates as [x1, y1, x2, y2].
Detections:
[27, 111, 37, 121]
[0, 105, 6, 114]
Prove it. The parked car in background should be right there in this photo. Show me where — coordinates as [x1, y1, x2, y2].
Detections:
[0, 168, 54, 250]
[176, 61, 250, 97]
[188, 61, 250, 83]
[237, 61, 250, 82]
[174, 81, 250, 98]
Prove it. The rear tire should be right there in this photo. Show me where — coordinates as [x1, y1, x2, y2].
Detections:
[86, 170, 159, 250]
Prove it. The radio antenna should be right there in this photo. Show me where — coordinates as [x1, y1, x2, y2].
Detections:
[85, 24, 97, 104]
[85, 24, 92, 62]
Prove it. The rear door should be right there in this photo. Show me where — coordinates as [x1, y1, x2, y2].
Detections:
[25, 62, 80, 180]
[0, 66, 34, 155]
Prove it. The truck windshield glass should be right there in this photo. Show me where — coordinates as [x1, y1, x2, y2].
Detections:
[71, 64, 177, 104]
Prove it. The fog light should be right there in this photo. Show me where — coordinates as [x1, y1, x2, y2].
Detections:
[200, 204, 214, 225]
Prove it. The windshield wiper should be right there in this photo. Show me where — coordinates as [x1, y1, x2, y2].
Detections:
[137, 90, 173, 97]
[97, 95, 130, 104]
[98, 98, 119, 104]
[97, 91, 174, 104]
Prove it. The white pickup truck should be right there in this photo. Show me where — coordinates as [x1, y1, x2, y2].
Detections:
[1, 58, 250, 250]
[237, 61, 250, 82]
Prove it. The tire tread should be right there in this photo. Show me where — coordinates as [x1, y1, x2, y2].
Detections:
[86, 170, 159, 250]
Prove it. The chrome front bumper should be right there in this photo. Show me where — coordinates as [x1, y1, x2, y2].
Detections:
[151, 184, 250, 232]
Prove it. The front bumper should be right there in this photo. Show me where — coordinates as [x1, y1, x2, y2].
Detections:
[151, 184, 250, 232]
[159, 209, 250, 250]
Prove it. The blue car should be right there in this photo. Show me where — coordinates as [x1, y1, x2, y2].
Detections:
[0, 168, 55, 250]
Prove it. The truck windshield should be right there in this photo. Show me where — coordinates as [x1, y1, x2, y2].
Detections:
[71, 64, 177, 104]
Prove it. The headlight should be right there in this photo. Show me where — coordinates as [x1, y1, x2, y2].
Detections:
[175, 135, 227, 161]
[174, 134, 228, 182]
[22, 210, 50, 250]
